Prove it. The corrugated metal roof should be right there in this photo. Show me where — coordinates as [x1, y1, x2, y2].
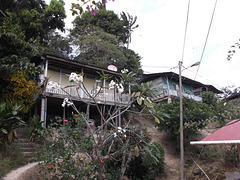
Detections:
[191, 119, 240, 145]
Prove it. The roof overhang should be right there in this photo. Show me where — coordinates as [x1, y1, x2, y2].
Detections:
[190, 140, 240, 145]
[42, 54, 121, 77]
[140, 72, 222, 94]
[190, 119, 240, 146]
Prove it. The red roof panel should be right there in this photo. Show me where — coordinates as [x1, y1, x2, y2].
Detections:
[202, 119, 240, 141]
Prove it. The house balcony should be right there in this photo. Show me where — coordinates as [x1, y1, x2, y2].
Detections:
[45, 84, 130, 105]
[153, 89, 202, 102]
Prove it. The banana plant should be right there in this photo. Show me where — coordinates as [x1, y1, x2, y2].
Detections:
[0, 101, 25, 143]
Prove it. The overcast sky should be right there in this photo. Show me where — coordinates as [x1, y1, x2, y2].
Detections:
[46, 0, 240, 89]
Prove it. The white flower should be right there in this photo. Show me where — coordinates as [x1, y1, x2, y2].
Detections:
[118, 83, 124, 93]
[69, 72, 82, 83]
[109, 80, 116, 90]
[113, 133, 117, 137]
[121, 68, 129, 74]
[47, 81, 60, 90]
[62, 98, 73, 107]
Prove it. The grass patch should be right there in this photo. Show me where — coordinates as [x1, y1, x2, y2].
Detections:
[0, 143, 29, 178]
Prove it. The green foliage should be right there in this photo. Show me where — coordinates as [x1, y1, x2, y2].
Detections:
[210, 100, 240, 127]
[74, 27, 128, 69]
[38, 115, 96, 179]
[101, 127, 164, 179]
[154, 98, 211, 139]
[0, 55, 42, 81]
[121, 48, 143, 76]
[70, 8, 143, 76]
[72, 9, 127, 42]
[38, 113, 165, 179]
[0, 101, 25, 144]
[28, 115, 44, 143]
[120, 12, 139, 48]
[44, 0, 66, 32]
[0, 12, 35, 58]
[126, 142, 165, 180]
[44, 31, 72, 59]
[202, 91, 217, 106]
[3, 0, 66, 43]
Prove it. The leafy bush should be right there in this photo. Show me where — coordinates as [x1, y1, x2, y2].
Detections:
[0, 101, 25, 145]
[126, 142, 165, 180]
[202, 91, 217, 106]
[28, 115, 44, 143]
[154, 98, 212, 139]
[38, 115, 96, 179]
[38, 115, 165, 180]
[210, 101, 240, 127]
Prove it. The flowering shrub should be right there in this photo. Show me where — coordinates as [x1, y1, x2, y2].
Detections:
[3, 71, 41, 113]
[39, 69, 166, 179]
[38, 115, 95, 179]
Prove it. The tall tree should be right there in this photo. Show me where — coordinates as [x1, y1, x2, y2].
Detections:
[0, 0, 68, 113]
[72, 26, 128, 69]
[71, 8, 128, 44]
[70, 8, 142, 75]
[120, 12, 139, 49]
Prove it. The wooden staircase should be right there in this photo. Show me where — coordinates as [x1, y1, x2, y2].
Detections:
[15, 128, 41, 158]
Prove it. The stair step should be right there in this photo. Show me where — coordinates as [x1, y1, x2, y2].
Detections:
[15, 128, 42, 158]
[16, 142, 35, 148]
[16, 138, 29, 143]
[19, 148, 36, 152]
[21, 152, 37, 156]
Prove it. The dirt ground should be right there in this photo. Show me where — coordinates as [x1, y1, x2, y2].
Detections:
[128, 113, 180, 180]
[2, 162, 40, 180]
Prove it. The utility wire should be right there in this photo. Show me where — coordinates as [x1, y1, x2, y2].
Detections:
[185, 68, 222, 89]
[181, 0, 191, 64]
[194, 0, 218, 80]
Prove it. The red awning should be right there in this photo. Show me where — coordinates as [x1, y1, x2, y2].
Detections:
[190, 119, 240, 145]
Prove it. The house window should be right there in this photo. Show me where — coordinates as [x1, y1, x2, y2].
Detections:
[172, 83, 179, 90]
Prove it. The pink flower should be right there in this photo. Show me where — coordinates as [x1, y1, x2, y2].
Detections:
[91, 9, 98, 16]
[75, 4, 79, 9]
[104, 0, 107, 3]
[99, 158, 104, 164]
[48, 165, 52, 169]
[63, 119, 68, 122]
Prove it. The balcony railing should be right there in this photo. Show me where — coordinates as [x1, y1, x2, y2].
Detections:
[46, 84, 130, 105]
[153, 89, 202, 102]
